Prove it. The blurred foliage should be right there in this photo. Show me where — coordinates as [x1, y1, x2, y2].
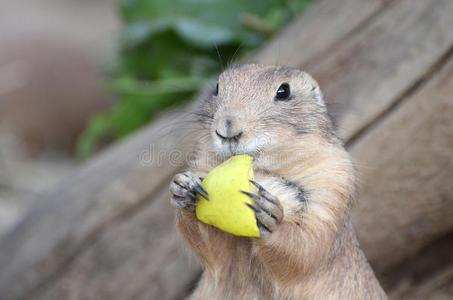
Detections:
[77, 0, 311, 157]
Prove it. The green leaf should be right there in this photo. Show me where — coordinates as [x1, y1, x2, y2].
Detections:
[76, 114, 112, 158]
[174, 19, 235, 48]
[77, 0, 312, 158]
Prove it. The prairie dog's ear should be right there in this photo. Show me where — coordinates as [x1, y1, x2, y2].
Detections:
[312, 85, 325, 107]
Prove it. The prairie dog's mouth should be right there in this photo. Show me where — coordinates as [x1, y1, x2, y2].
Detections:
[212, 132, 270, 159]
[213, 139, 248, 158]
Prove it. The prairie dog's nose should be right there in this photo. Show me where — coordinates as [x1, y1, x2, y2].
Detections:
[215, 115, 243, 141]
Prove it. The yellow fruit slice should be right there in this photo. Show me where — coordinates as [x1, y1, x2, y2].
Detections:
[195, 154, 260, 237]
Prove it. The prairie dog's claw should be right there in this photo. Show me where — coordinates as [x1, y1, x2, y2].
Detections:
[194, 184, 209, 200]
[242, 182, 284, 237]
[170, 171, 205, 210]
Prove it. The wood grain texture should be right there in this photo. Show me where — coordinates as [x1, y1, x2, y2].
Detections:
[307, 0, 453, 141]
[252, 0, 390, 66]
[1, 0, 453, 299]
[383, 233, 453, 299]
[390, 268, 453, 300]
[35, 187, 200, 300]
[0, 107, 199, 299]
[351, 54, 453, 274]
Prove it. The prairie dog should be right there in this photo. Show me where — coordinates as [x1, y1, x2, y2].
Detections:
[170, 64, 386, 299]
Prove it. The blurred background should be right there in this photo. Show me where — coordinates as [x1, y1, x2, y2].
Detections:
[0, 0, 453, 299]
[0, 0, 307, 233]
[0, 0, 118, 231]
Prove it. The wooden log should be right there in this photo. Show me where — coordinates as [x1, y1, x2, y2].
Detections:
[252, 0, 393, 67]
[390, 267, 453, 300]
[350, 53, 453, 274]
[36, 187, 201, 300]
[307, 0, 453, 141]
[383, 233, 453, 299]
[298, 0, 453, 274]
[0, 107, 200, 299]
[2, 0, 453, 298]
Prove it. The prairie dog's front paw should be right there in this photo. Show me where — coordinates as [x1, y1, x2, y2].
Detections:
[242, 180, 283, 237]
[170, 171, 208, 210]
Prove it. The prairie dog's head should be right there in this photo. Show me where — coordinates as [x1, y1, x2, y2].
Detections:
[198, 64, 335, 158]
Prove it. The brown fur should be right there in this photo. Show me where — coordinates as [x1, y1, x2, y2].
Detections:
[174, 64, 386, 299]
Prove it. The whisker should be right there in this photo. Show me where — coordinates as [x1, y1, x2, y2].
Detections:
[213, 42, 225, 71]
[227, 42, 244, 68]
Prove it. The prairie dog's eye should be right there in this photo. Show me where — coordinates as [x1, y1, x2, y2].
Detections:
[275, 83, 290, 101]
[214, 83, 219, 96]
